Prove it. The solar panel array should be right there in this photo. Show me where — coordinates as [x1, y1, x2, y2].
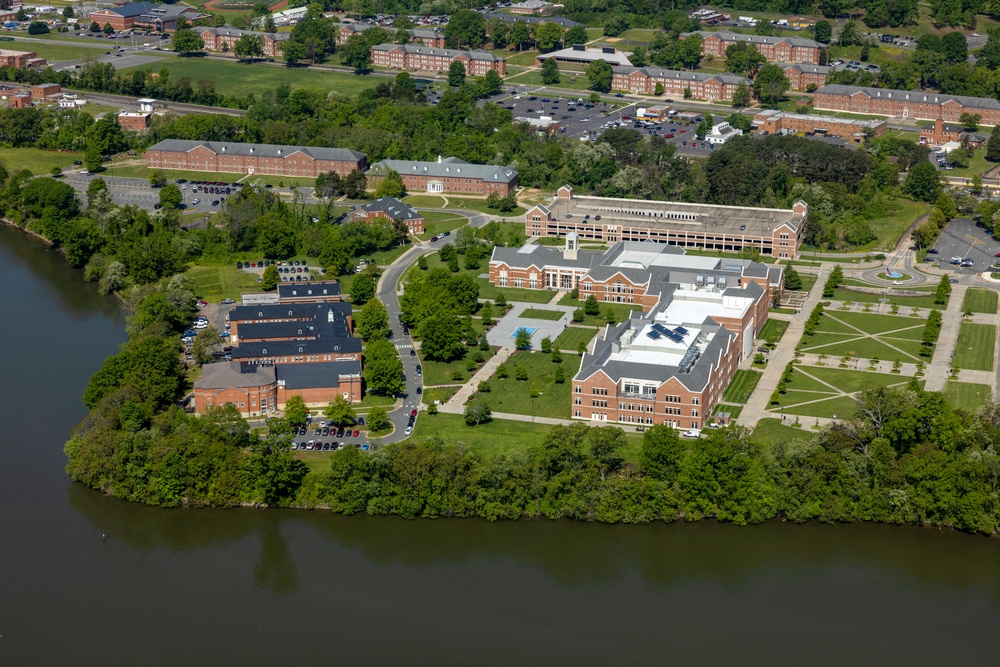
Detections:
[646, 330, 661, 340]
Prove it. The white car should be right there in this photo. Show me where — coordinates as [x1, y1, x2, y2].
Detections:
[191, 198, 201, 205]
[892, 280, 902, 285]
[192, 321, 208, 330]
[682, 429, 700, 438]
[404, 426, 413, 436]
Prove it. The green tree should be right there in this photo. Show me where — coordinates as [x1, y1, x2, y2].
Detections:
[725, 42, 766, 77]
[261, 264, 279, 290]
[367, 406, 391, 432]
[363, 337, 404, 395]
[89, 21, 100, 32]
[813, 20, 832, 43]
[84, 147, 102, 173]
[654, 82, 664, 95]
[283, 394, 307, 425]
[586, 59, 613, 93]
[942, 31, 968, 63]
[356, 298, 389, 340]
[480, 70, 504, 96]
[565, 25, 587, 45]
[639, 424, 686, 480]
[515, 327, 533, 349]
[554, 365, 565, 383]
[515, 365, 528, 380]
[28, 21, 50, 35]
[324, 396, 357, 427]
[988, 125, 1000, 162]
[533, 22, 564, 52]
[148, 170, 167, 187]
[935, 274, 952, 305]
[191, 326, 220, 365]
[351, 273, 375, 305]
[420, 314, 465, 360]
[373, 169, 406, 199]
[589, 426, 626, 480]
[158, 184, 183, 210]
[172, 27, 205, 55]
[959, 112, 981, 132]
[234, 33, 265, 61]
[464, 400, 492, 426]
[340, 33, 372, 73]
[540, 336, 552, 353]
[448, 60, 466, 87]
[753, 64, 790, 106]
[904, 162, 943, 202]
[103, 23, 114, 35]
[445, 9, 486, 49]
[784, 265, 803, 291]
[584, 294, 600, 316]
[823, 265, 843, 298]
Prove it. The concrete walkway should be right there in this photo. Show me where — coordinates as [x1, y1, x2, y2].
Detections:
[925, 284, 967, 392]
[738, 266, 828, 427]
[441, 347, 513, 411]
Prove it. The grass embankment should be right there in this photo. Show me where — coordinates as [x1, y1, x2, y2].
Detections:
[554, 325, 598, 351]
[184, 264, 261, 301]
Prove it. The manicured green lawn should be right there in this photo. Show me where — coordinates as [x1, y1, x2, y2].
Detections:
[830, 311, 926, 334]
[554, 325, 598, 351]
[479, 279, 557, 304]
[721, 369, 761, 404]
[413, 212, 467, 242]
[557, 292, 639, 325]
[783, 368, 838, 393]
[481, 350, 574, 419]
[2, 147, 84, 175]
[184, 264, 262, 301]
[444, 198, 526, 218]
[805, 337, 921, 361]
[953, 323, 996, 371]
[506, 69, 593, 90]
[713, 403, 742, 419]
[520, 307, 565, 320]
[943, 381, 993, 413]
[358, 394, 397, 409]
[751, 417, 816, 447]
[123, 57, 380, 97]
[812, 315, 860, 334]
[421, 344, 495, 387]
[759, 319, 788, 344]
[12, 39, 116, 62]
[802, 366, 913, 394]
[799, 332, 858, 349]
[832, 288, 945, 310]
[962, 288, 999, 314]
[402, 194, 447, 208]
[781, 395, 861, 419]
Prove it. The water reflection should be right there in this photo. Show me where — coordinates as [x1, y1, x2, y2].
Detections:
[253, 524, 300, 596]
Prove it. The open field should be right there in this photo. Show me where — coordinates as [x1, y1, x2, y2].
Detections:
[520, 307, 565, 320]
[953, 323, 996, 371]
[482, 350, 575, 419]
[8, 40, 115, 62]
[184, 264, 262, 301]
[751, 418, 816, 446]
[721, 369, 761, 404]
[772, 366, 917, 418]
[554, 325, 598, 351]
[421, 341, 494, 388]
[832, 287, 945, 310]
[123, 57, 380, 97]
[963, 288, 999, 314]
[944, 381, 993, 413]
[779, 395, 861, 419]
[4, 146, 84, 174]
[506, 69, 592, 90]
[557, 292, 639, 325]
[799, 310, 932, 361]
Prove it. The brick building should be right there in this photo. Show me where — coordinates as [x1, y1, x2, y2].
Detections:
[89, 2, 207, 32]
[145, 140, 366, 178]
[31, 83, 60, 100]
[275, 360, 363, 408]
[682, 30, 825, 65]
[753, 109, 886, 143]
[489, 236, 781, 311]
[227, 301, 352, 341]
[367, 156, 518, 197]
[524, 185, 807, 259]
[8, 93, 30, 108]
[276, 281, 344, 304]
[571, 284, 764, 430]
[359, 196, 425, 234]
[509, 0, 562, 14]
[775, 62, 831, 90]
[0, 49, 46, 69]
[117, 111, 150, 131]
[535, 45, 632, 68]
[814, 84, 1000, 125]
[919, 117, 988, 147]
[612, 66, 750, 100]
[193, 26, 288, 56]
[370, 44, 507, 76]
[335, 22, 446, 47]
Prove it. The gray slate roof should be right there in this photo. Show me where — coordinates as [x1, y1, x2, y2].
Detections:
[231, 336, 362, 359]
[490, 243, 602, 271]
[276, 360, 361, 389]
[775, 62, 831, 74]
[370, 157, 517, 184]
[277, 281, 343, 300]
[816, 84, 1000, 112]
[480, 11, 581, 27]
[685, 30, 823, 49]
[194, 26, 289, 42]
[146, 139, 366, 162]
[230, 301, 350, 322]
[370, 43, 504, 62]
[237, 318, 351, 341]
[613, 65, 750, 86]
[363, 197, 422, 221]
[195, 361, 275, 389]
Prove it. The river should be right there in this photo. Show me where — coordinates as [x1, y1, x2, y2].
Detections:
[1, 225, 999, 665]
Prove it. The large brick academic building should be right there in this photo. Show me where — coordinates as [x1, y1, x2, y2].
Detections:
[145, 140, 367, 178]
[611, 66, 750, 100]
[813, 84, 1000, 124]
[682, 30, 825, 64]
[367, 156, 518, 197]
[193, 26, 288, 56]
[370, 44, 507, 76]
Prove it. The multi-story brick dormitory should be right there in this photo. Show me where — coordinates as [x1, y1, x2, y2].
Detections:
[814, 84, 1000, 125]
[572, 282, 765, 430]
[193, 359, 363, 416]
[611, 66, 750, 100]
[359, 197, 425, 234]
[367, 156, 518, 197]
[681, 30, 825, 64]
[145, 140, 367, 178]
[226, 301, 353, 342]
[490, 235, 779, 314]
[525, 186, 806, 259]
[336, 22, 446, 47]
[89, 2, 207, 32]
[369, 44, 507, 76]
[193, 26, 288, 56]
[774, 63, 831, 90]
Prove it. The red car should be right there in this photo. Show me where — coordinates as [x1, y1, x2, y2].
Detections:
[196, 300, 208, 307]
[411, 409, 418, 417]
[353, 429, 360, 437]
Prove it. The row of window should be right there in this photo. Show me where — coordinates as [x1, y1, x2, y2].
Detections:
[571, 411, 700, 430]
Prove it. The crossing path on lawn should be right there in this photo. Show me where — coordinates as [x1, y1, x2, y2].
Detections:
[738, 266, 829, 428]
[797, 310, 926, 363]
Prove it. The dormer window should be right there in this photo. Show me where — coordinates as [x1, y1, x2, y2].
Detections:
[262, 348, 267, 354]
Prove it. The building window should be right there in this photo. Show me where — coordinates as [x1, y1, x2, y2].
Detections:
[574, 385, 582, 393]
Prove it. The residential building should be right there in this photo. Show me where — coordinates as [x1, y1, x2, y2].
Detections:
[535, 45, 632, 68]
[571, 283, 763, 429]
[611, 66, 750, 100]
[682, 30, 825, 65]
[753, 109, 886, 143]
[367, 156, 518, 197]
[229, 337, 363, 366]
[335, 22, 446, 47]
[919, 117, 989, 147]
[523, 185, 807, 259]
[489, 235, 782, 311]
[814, 84, 1000, 125]
[193, 26, 288, 56]
[775, 62, 830, 90]
[145, 140, 366, 178]
[89, 2, 207, 32]
[0, 49, 46, 69]
[370, 44, 507, 76]
[359, 197, 425, 234]
[509, 0, 564, 15]
[706, 121, 742, 144]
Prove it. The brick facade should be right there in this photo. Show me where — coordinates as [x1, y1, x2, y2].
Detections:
[753, 110, 886, 143]
[814, 84, 1000, 125]
[611, 66, 750, 101]
[194, 26, 286, 56]
[0, 49, 45, 69]
[145, 140, 366, 178]
[368, 157, 518, 197]
[684, 30, 824, 64]
[370, 44, 507, 76]
[117, 112, 151, 131]
[777, 63, 830, 90]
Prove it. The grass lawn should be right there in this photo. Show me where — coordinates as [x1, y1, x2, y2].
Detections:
[184, 264, 262, 301]
[554, 325, 598, 351]
[962, 288, 999, 314]
[506, 69, 592, 90]
[953, 323, 997, 371]
[402, 194, 447, 208]
[798, 273, 818, 293]
[520, 307, 565, 320]
[780, 395, 861, 419]
[421, 386, 457, 406]
[444, 198, 526, 218]
[479, 279, 557, 304]
[828, 43, 914, 66]
[864, 199, 930, 252]
[721, 369, 761, 404]
[557, 292, 639, 325]
[830, 311, 926, 334]
[803, 336, 922, 362]
[713, 403, 743, 419]
[783, 368, 839, 393]
[505, 50, 542, 66]
[832, 288, 945, 310]
[948, 146, 991, 178]
[943, 381, 993, 412]
[413, 212, 467, 242]
[421, 344, 495, 387]
[751, 417, 816, 446]
[123, 57, 380, 97]
[411, 412, 644, 462]
[12, 40, 119, 62]
[802, 366, 913, 394]
[481, 350, 575, 419]
[357, 394, 397, 409]
[759, 319, 788, 345]
[2, 147, 84, 174]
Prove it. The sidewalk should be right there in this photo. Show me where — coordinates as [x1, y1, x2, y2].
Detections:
[441, 347, 513, 410]
[924, 284, 967, 392]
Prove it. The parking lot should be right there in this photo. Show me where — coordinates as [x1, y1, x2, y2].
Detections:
[928, 217, 1000, 278]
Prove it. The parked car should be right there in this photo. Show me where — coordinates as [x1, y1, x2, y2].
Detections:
[221, 298, 236, 305]
[404, 426, 413, 436]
